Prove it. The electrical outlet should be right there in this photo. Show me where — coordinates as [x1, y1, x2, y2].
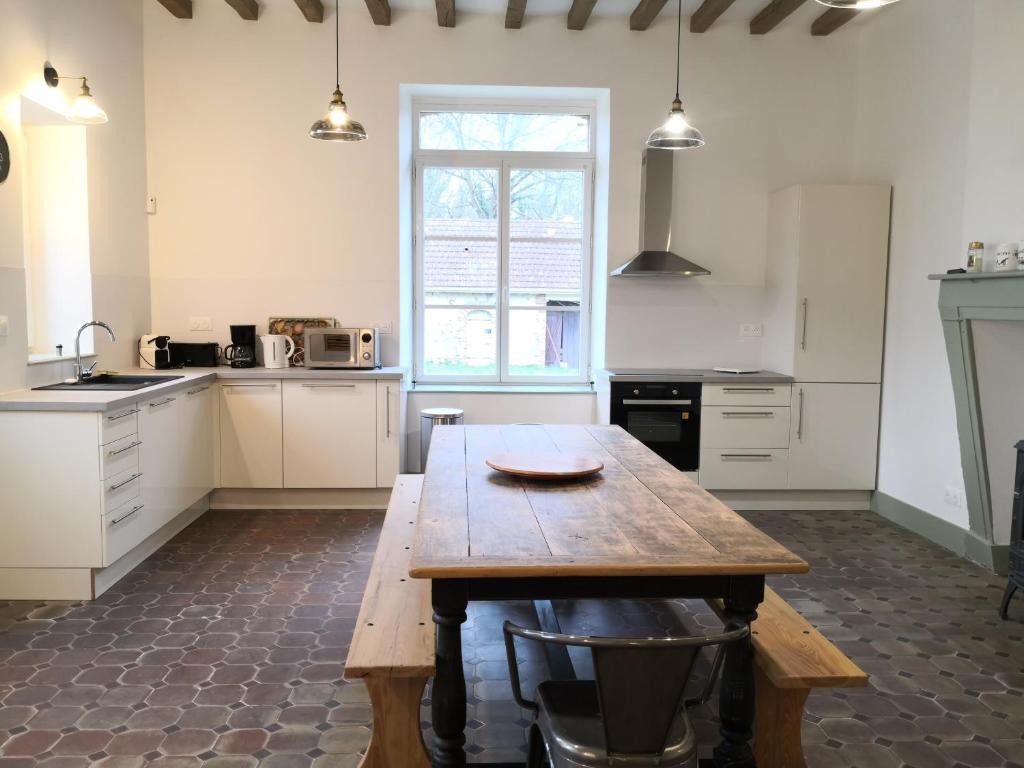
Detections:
[740, 323, 763, 338]
[189, 316, 213, 332]
[944, 486, 964, 508]
[377, 321, 395, 335]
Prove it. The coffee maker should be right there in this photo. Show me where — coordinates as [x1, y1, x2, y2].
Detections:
[224, 325, 257, 368]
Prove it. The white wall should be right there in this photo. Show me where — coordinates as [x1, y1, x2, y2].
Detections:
[0, 0, 151, 393]
[853, 0, 1024, 534]
[143, 0, 861, 379]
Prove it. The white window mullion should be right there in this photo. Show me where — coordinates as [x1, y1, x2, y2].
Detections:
[498, 159, 512, 384]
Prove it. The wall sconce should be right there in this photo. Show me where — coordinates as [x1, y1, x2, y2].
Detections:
[43, 62, 108, 125]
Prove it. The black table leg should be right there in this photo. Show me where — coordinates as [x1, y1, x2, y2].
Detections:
[1000, 582, 1017, 620]
[432, 582, 469, 768]
[713, 577, 764, 768]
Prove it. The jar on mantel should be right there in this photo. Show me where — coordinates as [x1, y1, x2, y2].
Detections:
[967, 241, 985, 272]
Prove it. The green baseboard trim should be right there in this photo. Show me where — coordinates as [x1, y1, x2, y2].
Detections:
[872, 491, 1008, 575]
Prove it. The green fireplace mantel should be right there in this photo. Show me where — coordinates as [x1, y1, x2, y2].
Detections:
[929, 270, 1024, 572]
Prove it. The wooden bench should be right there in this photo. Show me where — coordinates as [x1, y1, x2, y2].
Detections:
[345, 475, 434, 768]
[709, 588, 868, 768]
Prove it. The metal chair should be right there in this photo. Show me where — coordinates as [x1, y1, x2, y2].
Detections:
[503, 619, 750, 768]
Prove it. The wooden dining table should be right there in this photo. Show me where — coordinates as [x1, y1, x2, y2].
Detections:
[410, 424, 809, 768]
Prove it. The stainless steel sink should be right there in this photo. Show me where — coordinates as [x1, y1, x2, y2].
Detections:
[33, 374, 186, 391]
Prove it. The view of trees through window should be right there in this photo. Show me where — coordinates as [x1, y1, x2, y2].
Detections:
[417, 107, 593, 382]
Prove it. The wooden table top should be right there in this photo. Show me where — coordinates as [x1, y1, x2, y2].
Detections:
[410, 424, 809, 579]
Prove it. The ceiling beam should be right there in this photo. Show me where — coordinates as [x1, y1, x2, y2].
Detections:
[567, 0, 597, 29]
[364, 0, 391, 24]
[505, 0, 526, 28]
[750, 0, 807, 34]
[629, 0, 668, 31]
[435, 0, 455, 26]
[691, 0, 736, 32]
[224, 0, 259, 19]
[811, 7, 858, 35]
[293, 0, 324, 22]
[155, 0, 193, 18]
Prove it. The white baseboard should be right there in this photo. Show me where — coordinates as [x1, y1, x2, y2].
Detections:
[708, 489, 872, 511]
[0, 567, 94, 601]
[211, 487, 393, 510]
[93, 495, 211, 597]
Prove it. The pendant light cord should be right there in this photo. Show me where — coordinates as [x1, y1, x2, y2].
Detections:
[335, 0, 341, 89]
[674, 0, 681, 100]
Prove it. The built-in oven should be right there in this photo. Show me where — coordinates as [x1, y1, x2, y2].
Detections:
[609, 381, 701, 472]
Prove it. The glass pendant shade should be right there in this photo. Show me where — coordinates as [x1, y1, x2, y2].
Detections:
[647, 99, 704, 150]
[67, 80, 107, 125]
[814, 0, 900, 8]
[309, 87, 366, 141]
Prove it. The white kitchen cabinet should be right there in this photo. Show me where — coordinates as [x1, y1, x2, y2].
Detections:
[700, 387, 791, 491]
[762, 185, 891, 383]
[220, 381, 283, 488]
[376, 380, 401, 488]
[788, 383, 880, 490]
[701, 406, 791, 449]
[180, 382, 217, 507]
[139, 391, 185, 534]
[283, 381, 377, 488]
[699, 449, 789, 490]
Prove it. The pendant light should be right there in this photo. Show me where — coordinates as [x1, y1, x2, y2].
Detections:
[814, 0, 900, 8]
[646, 0, 703, 150]
[43, 63, 108, 125]
[309, 0, 366, 142]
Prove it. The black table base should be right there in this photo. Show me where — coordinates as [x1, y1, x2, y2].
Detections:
[430, 574, 765, 768]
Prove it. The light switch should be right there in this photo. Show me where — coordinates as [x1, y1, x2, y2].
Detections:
[0, 315, 7, 337]
[146, 195, 157, 215]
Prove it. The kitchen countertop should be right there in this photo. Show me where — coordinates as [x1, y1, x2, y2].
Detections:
[0, 366, 406, 412]
[605, 368, 794, 384]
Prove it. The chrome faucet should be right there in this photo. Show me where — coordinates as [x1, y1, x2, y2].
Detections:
[74, 321, 116, 383]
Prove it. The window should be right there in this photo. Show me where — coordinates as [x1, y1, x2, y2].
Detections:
[414, 103, 594, 384]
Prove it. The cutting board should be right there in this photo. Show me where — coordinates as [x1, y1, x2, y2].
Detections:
[485, 452, 604, 479]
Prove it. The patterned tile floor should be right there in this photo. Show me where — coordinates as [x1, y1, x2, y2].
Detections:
[0, 508, 1022, 767]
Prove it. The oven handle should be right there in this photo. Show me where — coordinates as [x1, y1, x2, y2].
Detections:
[621, 399, 693, 406]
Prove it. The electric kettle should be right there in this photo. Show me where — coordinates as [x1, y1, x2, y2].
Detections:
[260, 334, 295, 369]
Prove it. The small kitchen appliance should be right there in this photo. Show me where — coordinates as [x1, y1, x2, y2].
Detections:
[224, 325, 257, 369]
[260, 334, 296, 369]
[303, 327, 380, 369]
[139, 334, 172, 369]
[168, 341, 220, 368]
[609, 380, 702, 472]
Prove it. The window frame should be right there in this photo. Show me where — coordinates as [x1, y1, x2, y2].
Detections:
[412, 99, 596, 386]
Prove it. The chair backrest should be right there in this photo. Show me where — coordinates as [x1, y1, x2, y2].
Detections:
[503, 621, 748, 758]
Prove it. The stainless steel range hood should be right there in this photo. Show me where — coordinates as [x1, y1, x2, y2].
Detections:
[610, 148, 711, 278]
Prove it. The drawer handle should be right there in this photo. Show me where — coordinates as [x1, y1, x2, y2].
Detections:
[722, 388, 775, 394]
[721, 412, 774, 418]
[109, 472, 143, 491]
[187, 386, 209, 395]
[301, 383, 357, 389]
[149, 397, 177, 408]
[720, 454, 773, 460]
[108, 440, 142, 457]
[222, 383, 276, 388]
[110, 504, 144, 526]
[106, 408, 140, 421]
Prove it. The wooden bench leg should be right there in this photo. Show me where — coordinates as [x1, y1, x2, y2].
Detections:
[753, 666, 809, 768]
[359, 676, 431, 768]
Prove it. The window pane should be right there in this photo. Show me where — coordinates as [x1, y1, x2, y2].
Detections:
[419, 112, 590, 152]
[423, 167, 499, 309]
[509, 169, 585, 309]
[423, 307, 497, 377]
[508, 309, 581, 377]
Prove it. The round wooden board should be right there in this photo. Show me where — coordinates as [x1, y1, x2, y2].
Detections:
[485, 452, 604, 479]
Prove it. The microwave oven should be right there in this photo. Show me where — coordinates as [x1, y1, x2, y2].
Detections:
[304, 328, 381, 369]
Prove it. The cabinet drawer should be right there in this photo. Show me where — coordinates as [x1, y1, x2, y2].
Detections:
[699, 449, 789, 490]
[100, 434, 142, 480]
[702, 384, 792, 407]
[701, 407, 790, 449]
[103, 466, 142, 513]
[102, 499, 149, 567]
[101, 406, 141, 445]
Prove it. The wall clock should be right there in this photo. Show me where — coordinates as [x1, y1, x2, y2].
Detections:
[0, 130, 9, 184]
